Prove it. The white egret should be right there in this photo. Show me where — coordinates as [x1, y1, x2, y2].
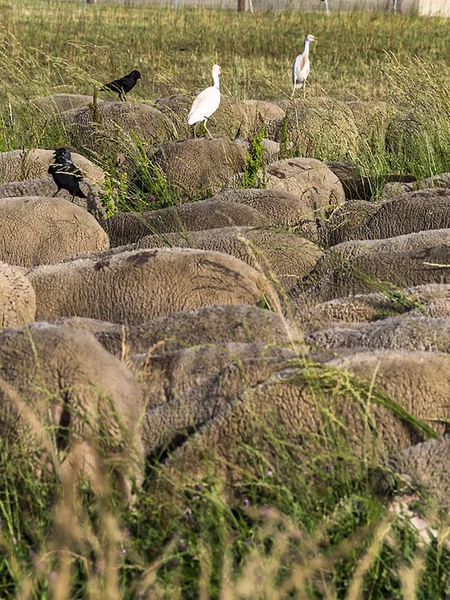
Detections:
[292, 34, 318, 97]
[187, 64, 222, 138]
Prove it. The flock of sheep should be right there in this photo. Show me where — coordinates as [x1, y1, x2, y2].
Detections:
[2, 89, 450, 531]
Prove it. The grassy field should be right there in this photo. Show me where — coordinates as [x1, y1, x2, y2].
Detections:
[1, 2, 450, 599]
[2, 0, 450, 193]
[1, 1, 450, 101]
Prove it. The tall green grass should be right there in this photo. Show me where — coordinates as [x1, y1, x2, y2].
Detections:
[0, 2, 450, 206]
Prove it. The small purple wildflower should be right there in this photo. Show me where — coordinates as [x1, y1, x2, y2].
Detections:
[325, 464, 332, 473]
[149, 195, 155, 201]
[313, 473, 319, 481]
[244, 539, 252, 545]
[184, 508, 192, 521]
[243, 498, 250, 506]
[179, 541, 187, 551]
[267, 469, 273, 477]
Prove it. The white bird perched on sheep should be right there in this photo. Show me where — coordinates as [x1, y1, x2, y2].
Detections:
[187, 64, 222, 138]
[292, 34, 318, 97]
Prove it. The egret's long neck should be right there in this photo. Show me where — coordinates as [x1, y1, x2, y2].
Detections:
[303, 39, 311, 55]
[212, 73, 220, 89]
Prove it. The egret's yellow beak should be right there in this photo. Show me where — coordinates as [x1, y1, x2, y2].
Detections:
[313, 36, 319, 40]
[220, 68, 223, 74]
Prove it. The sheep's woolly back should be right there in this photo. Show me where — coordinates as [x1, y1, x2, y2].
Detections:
[28, 247, 282, 324]
[382, 437, 450, 510]
[0, 324, 144, 489]
[296, 228, 450, 305]
[210, 188, 326, 239]
[30, 94, 104, 114]
[307, 316, 450, 353]
[103, 201, 270, 246]
[149, 137, 248, 200]
[0, 177, 107, 219]
[136, 226, 323, 294]
[326, 190, 450, 246]
[49, 304, 302, 357]
[150, 350, 450, 490]
[61, 101, 173, 152]
[296, 283, 450, 332]
[0, 149, 104, 184]
[0, 197, 109, 267]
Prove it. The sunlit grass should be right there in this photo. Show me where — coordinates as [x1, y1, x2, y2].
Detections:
[1, 1, 450, 101]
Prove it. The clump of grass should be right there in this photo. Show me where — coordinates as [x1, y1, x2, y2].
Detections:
[240, 123, 266, 189]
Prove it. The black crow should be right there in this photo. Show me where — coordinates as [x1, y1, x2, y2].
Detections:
[48, 148, 86, 201]
[100, 70, 141, 102]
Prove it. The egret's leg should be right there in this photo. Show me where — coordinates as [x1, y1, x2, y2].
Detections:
[303, 81, 306, 99]
[291, 84, 296, 98]
[204, 119, 213, 139]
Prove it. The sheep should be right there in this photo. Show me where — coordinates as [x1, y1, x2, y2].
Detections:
[135, 226, 323, 295]
[273, 98, 360, 157]
[0, 149, 104, 184]
[0, 324, 144, 495]
[325, 190, 450, 246]
[0, 197, 109, 267]
[307, 316, 450, 353]
[49, 304, 301, 357]
[230, 158, 345, 215]
[0, 261, 36, 327]
[295, 294, 405, 333]
[211, 187, 331, 240]
[60, 101, 174, 155]
[30, 94, 104, 114]
[134, 342, 300, 415]
[146, 137, 248, 200]
[378, 437, 450, 512]
[384, 172, 450, 198]
[102, 201, 270, 247]
[28, 247, 282, 324]
[0, 177, 107, 220]
[146, 350, 450, 490]
[295, 283, 450, 334]
[295, 229, 450, 305]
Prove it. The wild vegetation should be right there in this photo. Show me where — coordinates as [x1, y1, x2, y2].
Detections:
[1, 2, 450, 599]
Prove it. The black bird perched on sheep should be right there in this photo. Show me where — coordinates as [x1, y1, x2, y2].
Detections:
[100, 70, 141, 102]
[48, 148, 87, 201]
